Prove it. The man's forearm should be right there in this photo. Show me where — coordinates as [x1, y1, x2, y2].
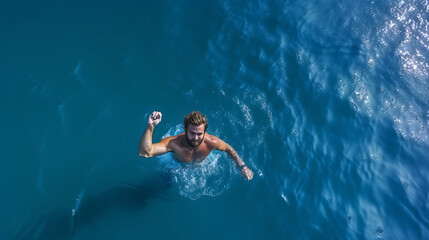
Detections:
[139, 124, 154, 157]
[226, 147, 245, 167]
[226, 145, 253, 180]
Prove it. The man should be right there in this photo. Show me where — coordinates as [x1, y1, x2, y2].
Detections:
[139, 111, 254, 180]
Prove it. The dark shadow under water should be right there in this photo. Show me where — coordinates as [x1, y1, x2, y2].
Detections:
[13, 172, 173, 240]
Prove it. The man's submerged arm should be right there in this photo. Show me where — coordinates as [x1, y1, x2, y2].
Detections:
[213, 137, 254, 180]
[225, 145, 245, 167]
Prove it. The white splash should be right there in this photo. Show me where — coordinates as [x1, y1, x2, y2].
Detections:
[281, 193, 289, 204]
[158, 126, 234, 200]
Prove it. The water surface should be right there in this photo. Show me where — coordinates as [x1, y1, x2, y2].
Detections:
[1, 0, 428, 239]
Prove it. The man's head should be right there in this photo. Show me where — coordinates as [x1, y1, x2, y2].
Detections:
[184, 111, 208, 148]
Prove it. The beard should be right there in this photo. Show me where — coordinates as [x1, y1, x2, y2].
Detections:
[186, 133, 205, 148]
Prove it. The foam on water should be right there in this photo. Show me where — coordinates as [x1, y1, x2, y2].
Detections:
[162, 153, 233, 200]
[155, 125, 234, 200]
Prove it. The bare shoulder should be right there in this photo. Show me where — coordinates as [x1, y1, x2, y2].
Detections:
[205, 133, 229, 151]
[159, 133, 184, 149]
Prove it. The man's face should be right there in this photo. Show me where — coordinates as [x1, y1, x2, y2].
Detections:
[186, 124, 205, 148]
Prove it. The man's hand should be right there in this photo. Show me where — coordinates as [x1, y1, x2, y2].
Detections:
[241, 166, 254, 180]
[148, 111, 162, 127]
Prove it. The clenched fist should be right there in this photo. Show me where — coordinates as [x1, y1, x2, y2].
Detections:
[148, 111, 162, 127]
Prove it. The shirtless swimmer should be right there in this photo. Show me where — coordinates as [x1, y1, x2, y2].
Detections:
[138, 111, 254, 180]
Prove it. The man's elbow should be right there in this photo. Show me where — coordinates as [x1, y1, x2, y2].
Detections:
[138, 149, 152, 158]
[225, 146, 234, 154]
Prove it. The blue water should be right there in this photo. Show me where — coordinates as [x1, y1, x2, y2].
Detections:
[1, 0, 428, 239]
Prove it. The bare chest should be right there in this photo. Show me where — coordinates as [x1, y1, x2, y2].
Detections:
[172, 146, 212, 163]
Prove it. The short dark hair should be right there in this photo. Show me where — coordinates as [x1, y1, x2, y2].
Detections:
[184, 111, 208, 132]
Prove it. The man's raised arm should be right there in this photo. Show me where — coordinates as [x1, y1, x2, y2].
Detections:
[138, 111, 170, 158]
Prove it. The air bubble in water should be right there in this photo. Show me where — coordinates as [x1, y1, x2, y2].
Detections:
[281, 193, 289, 204]
[71, 209, 75, 216]
[401, 179, 409, 192]
[351, 100, 359, 111]
[376, 225, 384, 239]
